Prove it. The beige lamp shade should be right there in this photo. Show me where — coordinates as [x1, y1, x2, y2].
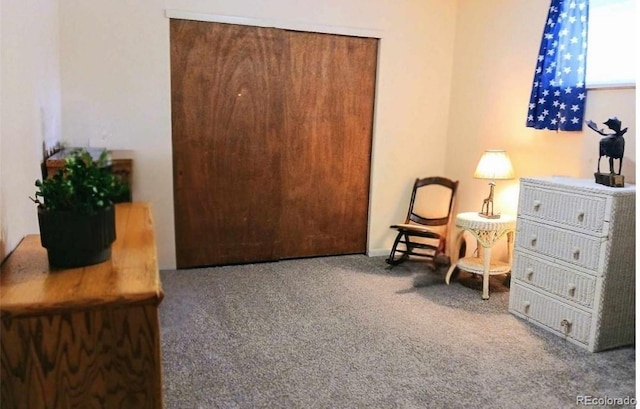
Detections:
[474, 150, 515, 180]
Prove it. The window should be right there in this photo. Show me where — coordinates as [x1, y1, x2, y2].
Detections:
[586, 0, 636, 87]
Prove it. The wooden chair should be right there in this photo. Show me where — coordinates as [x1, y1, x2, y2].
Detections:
[386, 176, 459, 268]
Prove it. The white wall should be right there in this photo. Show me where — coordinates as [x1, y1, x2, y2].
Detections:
[445, 0, 636, 259]
[3, 1, 634, 269]
[0, 0, 61, 261]
[58, 0, 458, 268]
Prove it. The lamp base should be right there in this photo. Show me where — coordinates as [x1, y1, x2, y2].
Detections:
[478, 212, 501, 219]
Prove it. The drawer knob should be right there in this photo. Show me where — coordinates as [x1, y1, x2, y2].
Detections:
[533, 200, 541, 211]
[568, 283, 576, 296]
[526, 268, 534, 280]
[577, 211, 585, 222]
[530, 235, 537, 247]
[560, 319, 572, 334]
[573, 248, 580, 260]
[523, 301, 530, 314]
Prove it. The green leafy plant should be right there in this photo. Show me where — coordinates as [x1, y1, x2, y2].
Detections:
[30, 148, 126, 214]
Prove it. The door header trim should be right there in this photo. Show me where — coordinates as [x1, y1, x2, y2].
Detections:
[165, 9, 383, 39]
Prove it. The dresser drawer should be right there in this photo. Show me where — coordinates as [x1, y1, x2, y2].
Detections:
[512, 251, 596, 307]
[519, 184, 607, 234]
[509, 283, 592, 345]
[516, 219, 605, 272]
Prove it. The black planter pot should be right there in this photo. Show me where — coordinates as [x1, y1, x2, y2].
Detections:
[37, 206, 117, 268]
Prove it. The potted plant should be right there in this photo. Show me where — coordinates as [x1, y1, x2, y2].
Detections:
[30, 148, 127, 268]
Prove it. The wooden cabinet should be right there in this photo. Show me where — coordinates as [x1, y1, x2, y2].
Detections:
[1, 203, 163, 408]
[46, 148, 133, 202]
[508, 177, 635, 352]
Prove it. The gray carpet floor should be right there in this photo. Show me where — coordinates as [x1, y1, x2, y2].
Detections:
[159, 255, 636, 408]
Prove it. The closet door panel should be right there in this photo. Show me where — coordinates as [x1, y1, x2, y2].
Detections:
[279, 31, 377, 258]
[171, 20, 285, 268]
[171, 20, 377, 267]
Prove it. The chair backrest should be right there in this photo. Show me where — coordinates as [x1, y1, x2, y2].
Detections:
[405, 176, 458, 228]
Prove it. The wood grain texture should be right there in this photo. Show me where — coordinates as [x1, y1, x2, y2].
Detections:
[170, 20, 377, 267]
[171, 20, 285, 268]
[1, 203, 162, 318]
[280, 31, 377, 258]
[1, 203, 163, 409]
[1, 305, 161, 409]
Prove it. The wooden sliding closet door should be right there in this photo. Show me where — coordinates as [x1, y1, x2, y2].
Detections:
[171, 20, 285, 267]
[280, 31, 377, 258]
[171, 20, 377, 268]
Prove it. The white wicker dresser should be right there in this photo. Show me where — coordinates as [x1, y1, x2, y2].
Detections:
[508, 177, 635, 352]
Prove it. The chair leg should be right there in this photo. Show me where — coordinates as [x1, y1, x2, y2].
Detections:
[438, 238, 446, 256]
[427, 238, 447, 270]
[404, 233, 414, 255]
[386, 232, 408, 266]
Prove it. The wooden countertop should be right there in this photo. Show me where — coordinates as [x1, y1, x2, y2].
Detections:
[46, 148, 133, 164]
[1, 202, 162, 319]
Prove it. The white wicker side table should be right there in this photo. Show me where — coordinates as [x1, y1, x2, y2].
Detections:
[445, 212, 516, 299]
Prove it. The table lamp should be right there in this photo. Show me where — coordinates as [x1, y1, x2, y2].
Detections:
[474, 149, 515, 219]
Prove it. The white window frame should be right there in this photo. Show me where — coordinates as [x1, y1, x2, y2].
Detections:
[586, 0, 636, 89]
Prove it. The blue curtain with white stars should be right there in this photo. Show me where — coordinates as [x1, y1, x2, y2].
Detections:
[526, 0, 589, 131]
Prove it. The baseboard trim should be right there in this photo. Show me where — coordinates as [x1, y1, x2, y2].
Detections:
[367, 248, 389, 257]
